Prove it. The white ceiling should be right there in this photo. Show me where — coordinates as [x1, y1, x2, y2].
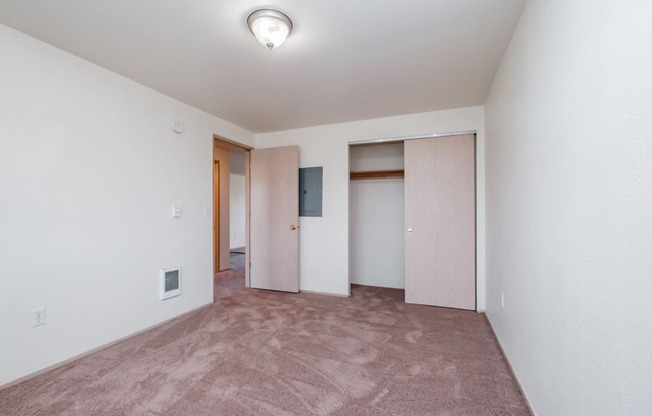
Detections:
[0, 0, 526, 133]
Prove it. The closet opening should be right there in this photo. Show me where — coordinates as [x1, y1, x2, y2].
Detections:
[349, 141, 406, 290]
[348, 133, 477, 311]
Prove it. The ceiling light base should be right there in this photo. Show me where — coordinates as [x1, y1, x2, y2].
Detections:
[247, 9, 293, 51]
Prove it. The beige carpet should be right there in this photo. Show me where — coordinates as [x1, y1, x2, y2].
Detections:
[0, 256, 530, 415]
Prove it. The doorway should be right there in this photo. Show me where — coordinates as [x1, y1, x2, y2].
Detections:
[348, 133, 477, 310]
[349, 141, 406, 289]
[213, 136, 252, 280]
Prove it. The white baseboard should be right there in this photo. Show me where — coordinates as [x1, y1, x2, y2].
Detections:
[484, 312, 538, 416]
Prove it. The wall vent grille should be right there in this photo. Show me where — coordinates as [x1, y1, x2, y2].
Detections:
[160, 267, 181, 300]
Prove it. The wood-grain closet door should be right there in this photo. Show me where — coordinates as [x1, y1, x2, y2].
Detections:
[250, 146, 300, 293]
[404, 134, 475, 310]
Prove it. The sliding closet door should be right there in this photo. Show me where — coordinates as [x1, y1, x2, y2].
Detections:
[404, 134, 475, 310]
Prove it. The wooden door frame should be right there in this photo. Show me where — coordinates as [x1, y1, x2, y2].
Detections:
[213, 135, 253, 284]
[213, 160, 220, 274]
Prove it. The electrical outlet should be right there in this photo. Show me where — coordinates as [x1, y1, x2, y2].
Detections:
[32, 307, 46, 327]
[500, 291, 505, 309]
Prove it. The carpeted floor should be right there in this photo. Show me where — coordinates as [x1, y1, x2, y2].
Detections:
[0, 254, 531, 415]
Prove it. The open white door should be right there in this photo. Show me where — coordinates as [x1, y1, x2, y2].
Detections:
[404, 134, 475, 310]
[250, 146, 300, 293]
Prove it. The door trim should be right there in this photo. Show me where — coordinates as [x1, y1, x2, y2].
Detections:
[213, 160, 220, 274]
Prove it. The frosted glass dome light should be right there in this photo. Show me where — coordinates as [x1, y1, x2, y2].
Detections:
[247, 9, 293, 50]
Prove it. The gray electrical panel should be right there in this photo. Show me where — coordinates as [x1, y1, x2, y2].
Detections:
[299, 167, 323, 217]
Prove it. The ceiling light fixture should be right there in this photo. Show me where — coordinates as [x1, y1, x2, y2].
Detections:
[247, 9, 293, 50]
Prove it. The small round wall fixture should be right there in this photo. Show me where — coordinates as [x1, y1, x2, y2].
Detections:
[247, 9, 293, 50]
[171, 120, 185, 134]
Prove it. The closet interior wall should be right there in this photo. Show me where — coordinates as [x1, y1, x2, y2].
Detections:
[349, 142, 405, 289]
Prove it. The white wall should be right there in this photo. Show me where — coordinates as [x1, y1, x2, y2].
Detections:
[0, 24, 254, 386]
[350, 180, 405, 288]
[349, 142, 405, 171]
[349, 143, 405, 288]
[484, 1, 652, 415]
[229, 173, 246, 249]
[256, 106, 485, 302]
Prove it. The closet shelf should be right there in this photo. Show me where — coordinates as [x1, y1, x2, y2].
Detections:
[350, 169, 405, 180]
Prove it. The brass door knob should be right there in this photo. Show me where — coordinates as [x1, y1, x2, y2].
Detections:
[407, 228, 413, 234]
[290, 224, 298, 231]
